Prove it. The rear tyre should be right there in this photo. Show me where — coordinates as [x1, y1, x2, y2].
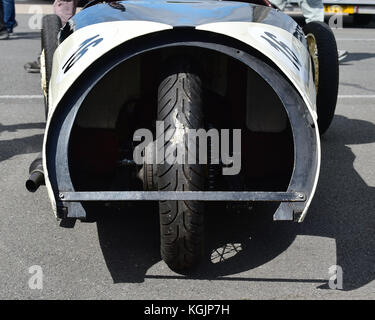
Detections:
[41, 14, 61, 119]
[157, 56, 205, 271]
[303, 21, 339, 135]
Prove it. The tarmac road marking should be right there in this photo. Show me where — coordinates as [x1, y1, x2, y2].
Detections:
[338, 95, 375, 98]
[0, 95, 43, 99]
[336, 39, 375, 41]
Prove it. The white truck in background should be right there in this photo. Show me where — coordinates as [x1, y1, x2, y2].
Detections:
[285, 0, 375, 25]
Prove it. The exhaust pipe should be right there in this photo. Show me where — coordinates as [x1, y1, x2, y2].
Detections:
[26, 153, 45, 192]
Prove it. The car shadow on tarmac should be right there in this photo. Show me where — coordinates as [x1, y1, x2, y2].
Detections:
[340, 53, 375, 65]
[0, 122, 44, 162]
[9, 32, 40, 40]
[303, 115, 375, 291]
[96, 115, 375, 291]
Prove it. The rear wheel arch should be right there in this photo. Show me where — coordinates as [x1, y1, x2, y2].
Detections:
[44, 34, 319, 223]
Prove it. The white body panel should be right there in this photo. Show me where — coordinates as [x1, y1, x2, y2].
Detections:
[197, 22, 321, 221]
[197, 22, 317, 118]
[44, 21, 172, 215]
[48, 21, 173, 115]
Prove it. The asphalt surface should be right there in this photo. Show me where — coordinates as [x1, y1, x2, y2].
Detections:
[0, 5, 375, 299]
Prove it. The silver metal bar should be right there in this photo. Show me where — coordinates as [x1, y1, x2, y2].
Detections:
[59, 191, 306, 202]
